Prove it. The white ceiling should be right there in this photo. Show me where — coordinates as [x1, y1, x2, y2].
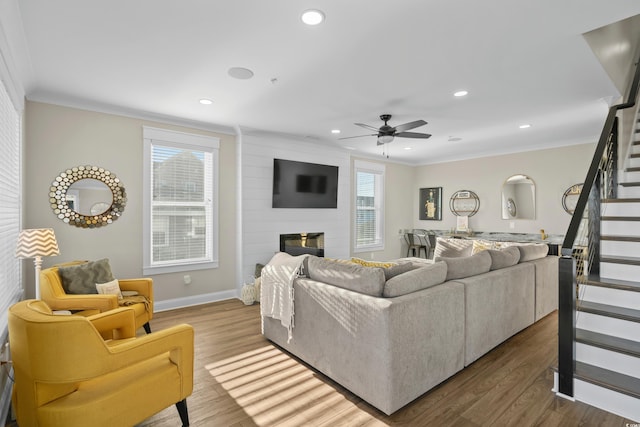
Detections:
[12, 1, 640, 165]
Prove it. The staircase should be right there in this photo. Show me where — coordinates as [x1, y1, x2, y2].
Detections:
[559, 117, 640, 421]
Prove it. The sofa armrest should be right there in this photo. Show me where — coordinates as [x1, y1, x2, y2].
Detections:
[119, 278, 153, 300]
[88, 307, 137, 339]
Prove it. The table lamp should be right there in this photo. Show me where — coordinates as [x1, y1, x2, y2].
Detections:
[15, 228, 60, 299]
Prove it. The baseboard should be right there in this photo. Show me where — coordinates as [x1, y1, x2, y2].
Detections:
[153, 289, 239, 312]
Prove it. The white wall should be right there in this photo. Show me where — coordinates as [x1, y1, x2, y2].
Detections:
[413, 143, 596, 235]
[241, 134, 351, 281]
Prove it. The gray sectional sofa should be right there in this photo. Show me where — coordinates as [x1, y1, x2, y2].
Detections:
[261, 244, 558, 415]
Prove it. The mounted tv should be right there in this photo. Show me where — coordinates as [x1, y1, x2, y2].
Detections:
[272, 158, 338, 208]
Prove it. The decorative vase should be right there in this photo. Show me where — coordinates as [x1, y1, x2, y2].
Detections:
[241, 283, 255, 305]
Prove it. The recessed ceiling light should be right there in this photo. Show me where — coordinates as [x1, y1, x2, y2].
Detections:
[301, 9, 325, 25]
[454, 90, 468, 97]
[199, 98, 213, 105]
[228, 67, 254, 80]
[519, 124, 531, 129]
[331, 129, 341, 134]
[404, 147, 412, 150]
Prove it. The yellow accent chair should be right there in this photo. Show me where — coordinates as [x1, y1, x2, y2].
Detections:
[40, 262, 154, 334]
[8, 300, 194, 427]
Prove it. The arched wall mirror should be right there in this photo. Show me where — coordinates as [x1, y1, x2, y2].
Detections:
[50, 166, 127, 228]
[501, 174, 535, 219]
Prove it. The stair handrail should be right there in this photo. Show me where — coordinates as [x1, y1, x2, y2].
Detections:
[558, 54, 640, 398]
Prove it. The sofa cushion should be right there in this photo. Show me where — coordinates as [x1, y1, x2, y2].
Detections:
[383, 261, 447, 297]
[58, 258, 115, 295]
[487, 246, 521, 270]
[435, 250, 491, 281]
[434, 237, 473, 258]
[517, 243, 549, 262]
[306, 256, 386, 297]
[383, 262, 415, 281]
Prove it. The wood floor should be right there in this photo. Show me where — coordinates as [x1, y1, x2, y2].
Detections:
[138, 299, 633, 427]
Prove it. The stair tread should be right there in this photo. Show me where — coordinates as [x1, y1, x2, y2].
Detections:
[578, 300, 640, 323]
[620, 182, 640, 187]
[602, 198, 640, 203]
[601, 216, 640, 221]
[601, 235, 640, 242]
[576, 328, 640, 358]
[575, 361, 640, 399]
[601, 255, 640, 265]
[585, 274, 640, 292]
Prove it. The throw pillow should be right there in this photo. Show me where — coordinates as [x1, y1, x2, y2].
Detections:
[433, 237, 473, 258]
[471, 239, 495, 254]
[435, 250, 491, 281]
[96, 279, 123, 299]
[383, 261, 447, 297]
[58, 258, 115, 295]
[307, 256, 386, 297]
[350, 258, 397, 268]
[518, 243, 549, 262]
[487, 246, 521, 270]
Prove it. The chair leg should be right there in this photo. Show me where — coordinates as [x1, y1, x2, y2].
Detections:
[176, 399, 189, 426]
[143, 322, 151, 334]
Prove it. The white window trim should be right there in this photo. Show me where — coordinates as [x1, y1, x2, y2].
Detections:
[142, 126, 220, 275]
[353, 159, 385, 253]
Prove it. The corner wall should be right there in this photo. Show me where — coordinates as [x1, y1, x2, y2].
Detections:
[24, 101, 238, 307]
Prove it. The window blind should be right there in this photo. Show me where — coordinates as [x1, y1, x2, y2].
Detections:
[354, 160, 384, 251]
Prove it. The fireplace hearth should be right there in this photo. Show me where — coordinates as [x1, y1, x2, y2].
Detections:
[280, 233, 324, 257]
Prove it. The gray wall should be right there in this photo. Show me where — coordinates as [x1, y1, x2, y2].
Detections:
[24, 101, 238, 308]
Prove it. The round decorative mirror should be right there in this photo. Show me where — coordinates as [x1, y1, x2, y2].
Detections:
[449, 190, 480, 216]
[562, 183, 583, 214]
[50, 166, 126, 228]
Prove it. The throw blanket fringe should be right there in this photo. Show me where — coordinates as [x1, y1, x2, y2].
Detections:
[260, 252, 309, 343]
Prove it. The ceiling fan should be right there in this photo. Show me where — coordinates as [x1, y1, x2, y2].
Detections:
[340, 114, 431, 145]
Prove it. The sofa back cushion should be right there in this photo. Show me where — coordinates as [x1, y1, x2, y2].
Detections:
[435, 250, 491, 281]
[383, 261, 447, 297]
[306, 256, 386, 297]
[487, 246, 521, 270]
[517, 243, 549, 262]
[434, 237, 473, 258]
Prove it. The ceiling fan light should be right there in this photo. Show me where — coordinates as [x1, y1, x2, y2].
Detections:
[378, 135, 394, 144]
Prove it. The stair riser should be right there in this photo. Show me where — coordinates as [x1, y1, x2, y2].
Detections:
[580, 285, 640, 310]
[600, 262, 640, 281]
[576, 312, 640, 342]
[601, 240, 640, 257]
[624, 171, 640, 182]
[616, 185, 640, 198]
[561, 376, 640, 422]
[602, 202, 640, 216]
[601, 221, 640, 237]
[630, 156, 640, 169]
[576, 343, 640, 379]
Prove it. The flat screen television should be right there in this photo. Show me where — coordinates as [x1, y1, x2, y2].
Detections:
[272, 158, 338, 208]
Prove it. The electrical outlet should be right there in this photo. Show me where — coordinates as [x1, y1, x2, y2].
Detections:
[183, 275, 192, 285]
[0, 342, 10, 363]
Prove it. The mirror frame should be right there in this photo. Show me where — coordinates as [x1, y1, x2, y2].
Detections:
[50, 165, 127, 228]
[501, 174, 535, 220]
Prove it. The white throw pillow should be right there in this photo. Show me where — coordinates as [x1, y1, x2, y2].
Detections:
[96, 279, 122, 299]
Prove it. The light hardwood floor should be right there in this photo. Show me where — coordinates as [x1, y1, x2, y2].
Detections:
[139, 300, 633, 427]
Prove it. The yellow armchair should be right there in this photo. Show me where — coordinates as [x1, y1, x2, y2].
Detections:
[40, 264, 154, 333]
[8, 300, 194, 427]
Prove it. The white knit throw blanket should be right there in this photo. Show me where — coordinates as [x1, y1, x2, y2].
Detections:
[260, 252, 309, 343]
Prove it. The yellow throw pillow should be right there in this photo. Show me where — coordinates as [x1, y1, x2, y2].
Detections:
[471, 239, 495, 254]
[350, 257, 397, 268]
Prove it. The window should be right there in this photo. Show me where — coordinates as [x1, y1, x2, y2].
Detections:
[354, 160, 384, 252]
[143, 127, 219, 275]
[0, 76, 22, 339]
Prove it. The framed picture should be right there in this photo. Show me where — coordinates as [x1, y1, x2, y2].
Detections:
[419, 187, 442, 220]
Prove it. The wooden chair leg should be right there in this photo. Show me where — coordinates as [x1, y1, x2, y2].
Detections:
[143, 322, 151, 334]
[176, 399, 189, 426]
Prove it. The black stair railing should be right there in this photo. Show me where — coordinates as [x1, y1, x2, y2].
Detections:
[558, 55, 640, 398]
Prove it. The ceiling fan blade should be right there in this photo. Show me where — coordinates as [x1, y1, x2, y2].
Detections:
[338, 133, 377, 140]
[354, 123, 380, 132]
[395, 131, 432, 139]
[393, 120, 428, 133]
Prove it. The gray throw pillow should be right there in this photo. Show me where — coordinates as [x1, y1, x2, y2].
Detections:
[58, 258, 115, 295]
[435, 250, 491, 281]
[307, 256, 386, 297]
[383, 261, 447, 297]
[487, 246, 521, 270]
[517, 244, 549, 262]
[383, 262, 415, 281]
[433, 237, 473, 258]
